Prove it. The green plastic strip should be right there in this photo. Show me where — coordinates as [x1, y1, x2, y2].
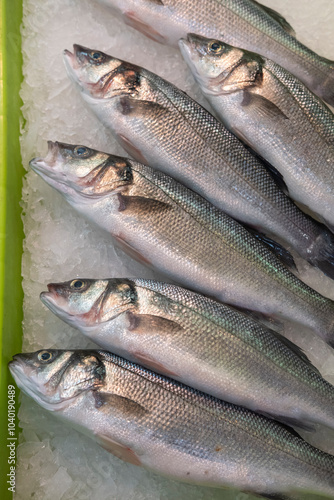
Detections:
[0, 0, 24, 498]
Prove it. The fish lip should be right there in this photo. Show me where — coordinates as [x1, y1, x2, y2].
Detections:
[8, 356, 78, 412]
[8, 358, 45, 404]
[40, 290, 69, 316]
[63, 44, 104, 91]
[63, 47, 83, 89]
[178, 37, 192, 57]
[179, 38, 204, 87]
[179, 36, 200, 74]
[179, 36, 219, 96]
[29, 141, 61, 173]
[29, 143, 79, 197]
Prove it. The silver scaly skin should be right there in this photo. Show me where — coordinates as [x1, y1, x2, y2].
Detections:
[30, 142, 334, 345]
[62, 44, 334, 278]
[8, 349, 334, 499]
[40, 277, 334, 431]
[95, 0, 334, 106]
[179, 34, 334, 234]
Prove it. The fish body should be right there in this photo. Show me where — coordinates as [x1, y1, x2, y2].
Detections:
[40, 277, 334, 431]
[63, 45, 334, 276]
[30, 142, 334, 345]
[96, 0, 334, 106]
[8, 349, 334, 499]
[179, 35, 334, 231]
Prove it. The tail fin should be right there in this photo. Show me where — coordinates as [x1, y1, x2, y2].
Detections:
[307, 228, 334, 281]
[317, 57, 334, 107]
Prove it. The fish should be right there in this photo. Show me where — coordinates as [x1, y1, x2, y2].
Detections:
[63, 44, 334, 278]
[8, 349, 334, 499]
[30, 141, 334, 346]
[40, 277, 334, 431]
[95, 0, 334, 107]
[179, 34, 334, 234]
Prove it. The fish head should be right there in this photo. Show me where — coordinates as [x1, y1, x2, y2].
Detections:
[8, 350, 105, 411]
[64, 45, 140, 101]
[179, 34, 262, 95]
[29, 141, 133, 201]
[40, 278, 137, 329]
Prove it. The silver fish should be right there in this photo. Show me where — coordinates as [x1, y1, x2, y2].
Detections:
[30, 142, 334, 346]
[40, 277, 334, 431]
[96, 0, 334, 106]
[179, 34, 334, 233]
[8, 349, 334, 498]
[63, 44, 334, 277]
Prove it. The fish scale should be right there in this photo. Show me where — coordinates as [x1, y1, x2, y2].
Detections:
[8, 349, 334, 498]
[40, 277, 334, 429]
[63, 45, 334, 278]
[179, 36, 334, 231]
[97, 0, 334, 105]
[30, 144, 334, 345]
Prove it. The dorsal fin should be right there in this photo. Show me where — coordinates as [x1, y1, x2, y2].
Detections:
[252, 0, 296, 36]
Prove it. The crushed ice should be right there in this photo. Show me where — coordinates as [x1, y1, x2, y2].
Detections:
[16, 0, 334, 498]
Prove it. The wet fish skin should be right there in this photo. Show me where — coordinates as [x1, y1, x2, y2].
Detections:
[8, 349, 334, 498]
[179, 34, 334, 232]
[40, 277, 334, 431]
[30, 141, 334, 346]
[63, 44, 334, 277]
[96, 0, 334, 106]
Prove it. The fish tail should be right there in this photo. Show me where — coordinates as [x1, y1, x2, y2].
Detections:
[316, 56, 334, 106]
[307, 228, 334, 281]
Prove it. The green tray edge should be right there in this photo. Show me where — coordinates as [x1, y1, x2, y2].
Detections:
[0, 0, 24, 498]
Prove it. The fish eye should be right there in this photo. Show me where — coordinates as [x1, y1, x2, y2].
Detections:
[73, 146, 91, 158]
[37, 350, 53, 363]
[90, 51, 104, 63]
[208, 41, 224, 54]
[70, 279, 86, 290]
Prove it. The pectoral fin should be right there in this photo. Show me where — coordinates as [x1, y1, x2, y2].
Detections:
[242, 91, 288, 120]
[95, 433, 142, 466]
[117, 193, 172, 215]
[94, 392, 148, 418]
[252, 0, 296, 36]
[132, 350, 179, 378]
[118, 96, 169, 118]
[127, 312, 183, 335]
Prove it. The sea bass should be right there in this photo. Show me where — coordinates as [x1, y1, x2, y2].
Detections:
[63, 44, 334, 277]
[179, 34, 334, 232]
[40, 277, 334, 431]
[30, 142, 334, 346]
[8, 349, 334, 498]
[95, 0, 334, 107]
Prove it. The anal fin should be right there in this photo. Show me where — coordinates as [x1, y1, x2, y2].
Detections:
[123, 10, 166, 43]
[95, 433, 142, 466]
[132, 350, 179, 378]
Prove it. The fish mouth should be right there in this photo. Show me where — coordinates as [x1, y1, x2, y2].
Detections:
[30, 142, 79, 198]
[63, 44, 107, 95]
[40, 289, 68, 315]
[40, 288, 87, 327]
[179, 36, 205, 84]
[179, 35, 227, 97]
[63, 46, 82, 88]
[8, 357, 58, 411]
[9, 355, 83, 411]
